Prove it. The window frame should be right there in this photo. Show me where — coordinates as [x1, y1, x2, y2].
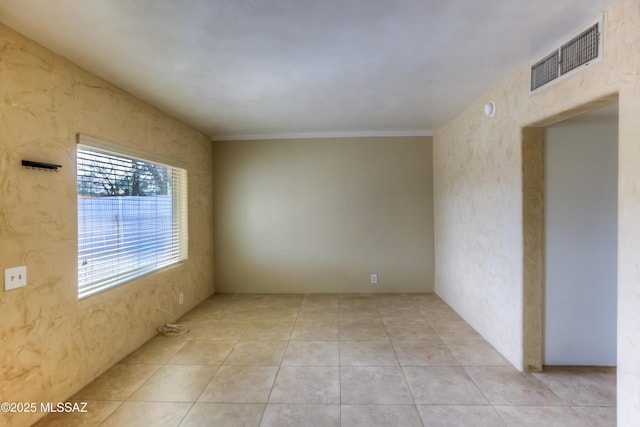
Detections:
[76, 134, 188, 299]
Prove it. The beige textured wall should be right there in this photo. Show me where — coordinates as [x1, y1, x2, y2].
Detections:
[213, 136, 434, 293]
[521, 127, 544, 371]
[433, 0, 640, 424]
[0, 25, 214, 427]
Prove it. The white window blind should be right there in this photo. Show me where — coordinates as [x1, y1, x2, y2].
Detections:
[77, 140, 188, 299]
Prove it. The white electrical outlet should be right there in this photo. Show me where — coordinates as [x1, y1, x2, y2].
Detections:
[5, 266, 27, 291]
[370, 274, 377, 284]
[179, 293, 184, 304]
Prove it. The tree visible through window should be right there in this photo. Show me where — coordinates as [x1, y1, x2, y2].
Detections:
[77, 141, 188, 299]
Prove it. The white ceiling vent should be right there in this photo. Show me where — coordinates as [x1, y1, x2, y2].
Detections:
[531, 51, 560, 92]
[531, 16, 602, 92]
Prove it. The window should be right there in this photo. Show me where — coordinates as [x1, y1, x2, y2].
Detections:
[77, 136, 188, 299]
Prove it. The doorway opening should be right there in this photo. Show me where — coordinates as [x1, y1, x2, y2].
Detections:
[522, 94, 618, 371]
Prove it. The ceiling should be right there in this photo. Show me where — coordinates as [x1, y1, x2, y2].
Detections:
[0, 0, 617, 140]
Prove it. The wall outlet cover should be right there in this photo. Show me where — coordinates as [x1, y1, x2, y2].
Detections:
[5, 266, 27, 291]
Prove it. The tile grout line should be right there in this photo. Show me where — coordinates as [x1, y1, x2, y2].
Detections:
[432, 319, 515, 422]
[175, 402, 197, 427]
[460, 367, 507, 426]
[96, 400, 125, 427]
[527, 371, 576, 410]
[379, 304, 426, 427]
[186, 309, 255, 420]
[257, 306, 295, 426]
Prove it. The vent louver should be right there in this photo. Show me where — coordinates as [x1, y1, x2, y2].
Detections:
[530, 18, 602, 92]
[560, 23, 600, 75]
[531, 51, 560, 91]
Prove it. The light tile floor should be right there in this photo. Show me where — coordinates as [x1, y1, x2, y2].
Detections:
[35, 293, 616, 426]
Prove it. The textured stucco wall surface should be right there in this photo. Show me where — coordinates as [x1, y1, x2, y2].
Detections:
[0, 24, 214, 427]
[433, 0, 639, 424]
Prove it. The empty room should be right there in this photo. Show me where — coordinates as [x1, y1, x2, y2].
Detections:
[0, 0, 638, 426]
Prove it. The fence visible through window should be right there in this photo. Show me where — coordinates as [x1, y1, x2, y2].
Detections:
[77, 142, 187, 298]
